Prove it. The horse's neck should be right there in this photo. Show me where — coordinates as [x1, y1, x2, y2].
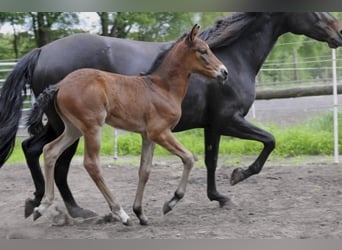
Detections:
[235, 19, 287, 75]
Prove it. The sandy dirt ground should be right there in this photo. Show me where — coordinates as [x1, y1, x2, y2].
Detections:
[1, 155, 342, 239]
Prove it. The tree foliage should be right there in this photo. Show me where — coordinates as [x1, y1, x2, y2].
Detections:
[0, 11, 341, 89]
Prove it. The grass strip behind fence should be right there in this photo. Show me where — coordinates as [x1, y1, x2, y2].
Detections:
[7, 111, 342, 165]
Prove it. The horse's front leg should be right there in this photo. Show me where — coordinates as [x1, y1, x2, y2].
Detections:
[133, 136, 155, 225]
[204, 127, 233, 207]
[152, 130, 195, 214]
[226, 113, 275, 185]
[54, 141, 97, 218]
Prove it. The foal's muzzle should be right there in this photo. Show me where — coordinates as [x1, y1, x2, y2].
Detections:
[216, 65, 228, 83]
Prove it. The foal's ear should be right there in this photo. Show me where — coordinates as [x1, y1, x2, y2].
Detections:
[186, 24, 200, 45]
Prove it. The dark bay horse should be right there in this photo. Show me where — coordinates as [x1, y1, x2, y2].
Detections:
[27, 25, 228, 225]
[1, 13, 342, 219]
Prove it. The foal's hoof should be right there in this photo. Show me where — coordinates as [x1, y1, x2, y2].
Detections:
[123, 218, 133, 226]
[162, 202, 173, 215]
[230, 167, 245, 185]
[33, 210, 42, 221]
[25, 198, 38, 218]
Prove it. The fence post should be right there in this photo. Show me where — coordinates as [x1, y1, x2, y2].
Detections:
[113, 128, 118, 160]
[332, 49, 339, 163]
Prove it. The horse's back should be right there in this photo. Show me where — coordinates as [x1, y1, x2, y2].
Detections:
[32, 33, 171, 95]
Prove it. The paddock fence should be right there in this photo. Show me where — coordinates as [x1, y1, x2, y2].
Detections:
[0, 47, 341, 161]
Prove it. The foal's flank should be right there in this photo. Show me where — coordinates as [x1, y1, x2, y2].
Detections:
[29, 24, 228, 226]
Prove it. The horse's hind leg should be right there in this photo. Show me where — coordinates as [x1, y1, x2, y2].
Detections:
[151, 130, 195, 214]
[33, 122, 81, 220]
[133, 136, 155, 225]
[82, 129, 131, 226]
[22, 125, 54, 218]
[54, 141, 98, 219]
[23, 123, 96, 219]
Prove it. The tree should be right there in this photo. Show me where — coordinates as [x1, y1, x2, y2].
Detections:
[0, 13, 26, 58]
[29, 12, 79, 47]
[97, 12, 196, 41]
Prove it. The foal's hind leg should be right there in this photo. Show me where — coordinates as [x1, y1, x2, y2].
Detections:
[133, 136, 155, 225]
[151, 130, 195, 214]
[33, 122, 81, 220]
[82, 129, 131, 226]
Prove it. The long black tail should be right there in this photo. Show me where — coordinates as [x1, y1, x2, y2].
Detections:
[26, 85, 59, 136]
[0, 48, 41, 167]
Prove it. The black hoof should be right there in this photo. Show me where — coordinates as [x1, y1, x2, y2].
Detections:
[68, 207, 98, 219]
[139, 217, 149, 226]
[33, 210, 42, 221]
[219, 197, 234, 208]
[230, 167, 245, 185]
[25, 198, 39, 218]
[163, 202, 173, 215]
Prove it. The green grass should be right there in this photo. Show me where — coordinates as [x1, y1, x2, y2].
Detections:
[6, 111, 342, 164]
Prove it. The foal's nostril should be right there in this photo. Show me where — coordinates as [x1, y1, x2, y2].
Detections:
[221, 68, 228, 79]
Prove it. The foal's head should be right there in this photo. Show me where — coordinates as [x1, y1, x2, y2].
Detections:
[163, 24, 228, 83]
[180, 24, 228, 82]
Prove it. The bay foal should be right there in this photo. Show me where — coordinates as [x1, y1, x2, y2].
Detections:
[28, 24, 228, 225]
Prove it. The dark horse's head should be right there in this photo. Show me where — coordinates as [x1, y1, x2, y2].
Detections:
[285, 12, 342, 48]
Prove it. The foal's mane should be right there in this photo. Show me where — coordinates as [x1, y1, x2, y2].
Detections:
[199, 12, 271, 49]
[142, 33, 187, 76]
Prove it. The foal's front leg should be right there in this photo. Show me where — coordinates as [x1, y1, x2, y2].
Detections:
[82, 130, 131, 226]
[133, 136, 155, 225]
[152, 130, 195, 214]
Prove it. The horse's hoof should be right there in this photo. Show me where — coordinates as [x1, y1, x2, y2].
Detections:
[25, 198, 38, 218]
[139, 217, 149, 226]
[65, 202, 98, 219]
[219, 198, 237, 209]
[219, 197, 232, 208]
[230, 167, 245, 185]
[162, 202, 172, 215]
[33, 210, 42, 221]
[68, 207, 98, 219]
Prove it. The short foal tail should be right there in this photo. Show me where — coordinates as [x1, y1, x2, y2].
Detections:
[26, 85, 59, 136]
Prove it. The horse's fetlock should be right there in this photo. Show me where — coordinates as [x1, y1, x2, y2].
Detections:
[174, 191, 184, 200]
[133, 205, 142, 216]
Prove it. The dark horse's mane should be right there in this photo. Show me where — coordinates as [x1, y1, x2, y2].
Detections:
[143, 12, 271, 74]
[199, 12, 272, 48]
[142, 33, 187, 76]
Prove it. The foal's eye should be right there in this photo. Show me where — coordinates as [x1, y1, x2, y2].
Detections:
[198, 49, 208, 55]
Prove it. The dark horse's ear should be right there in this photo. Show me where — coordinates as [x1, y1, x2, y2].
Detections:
[186, 24, 200, 45]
